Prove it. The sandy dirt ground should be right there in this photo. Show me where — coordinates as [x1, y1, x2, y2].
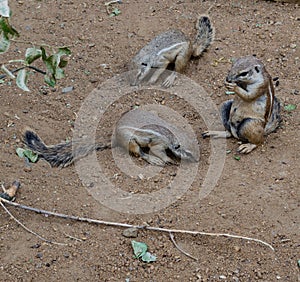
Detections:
[0, 0, 299, 281]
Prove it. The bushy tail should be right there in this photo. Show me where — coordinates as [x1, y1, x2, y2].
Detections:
[265, 97, 281, 134]
[23, 128, 110, 167]
[192, 15, 214, 57]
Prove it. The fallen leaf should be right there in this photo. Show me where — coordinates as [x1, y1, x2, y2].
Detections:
[131, 240, 147, 259]
[141, 251, 156, 263]
[284, 104, 296, 111]
[131, 240, 156, 263]
[16, 148, 38, 163]
[234, 155, 241, 161]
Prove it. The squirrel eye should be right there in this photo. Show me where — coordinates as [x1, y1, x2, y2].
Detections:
[254, 66, 260, 73]
[141, 62, 147, 66]
[238, 71, 248, 77]
[174, 144, 180, 150]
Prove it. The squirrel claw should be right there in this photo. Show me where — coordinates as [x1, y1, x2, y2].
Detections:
[201, 131, 210, 139]
[162, 73, 177, 88]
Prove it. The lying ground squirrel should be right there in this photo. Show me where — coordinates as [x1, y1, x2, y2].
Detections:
[129, 15, 214, 87]
[23, 110, 198, 167]
[202, 56, 281, 153]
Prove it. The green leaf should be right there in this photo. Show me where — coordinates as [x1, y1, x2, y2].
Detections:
[284, 104, 296, 111]
[16, 148, 38, 163]
[0, 17, 19, 37]
[16, 147, 26, 158]
[0, 32, 9, 53]
[25, 47, 42, 64]
[131, 241, 156, 263]
[0, 0, 10, 17]
[234, 155, 241, 161]
[225, 91, 235, 95]
[43, 54, 56, 75]
[59, 59, 68, 68]
[55, 67, 65, 80]
[16, 69, 30, 91]
[44, 74, 56, 87]
[1, 64, 15, 78]
[40, 46, 47, 61]
[57, 47, 71, 56]
[131, 241, 148, 259]
[141, 252, 156, 263]
[24, 150, 38, 163]
[40, 47, 71, 86]
[109, 8, 121, 17]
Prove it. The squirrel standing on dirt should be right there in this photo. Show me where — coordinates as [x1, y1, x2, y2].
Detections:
[23, 110, 198, 167]
[129, 15, 214, 87]
[202, 56, 281, 153]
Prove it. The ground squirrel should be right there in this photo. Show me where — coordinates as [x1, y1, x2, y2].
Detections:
[23, 110, 198, 167]
[202, 56, 281, 153]
[129, 15, 214, 87]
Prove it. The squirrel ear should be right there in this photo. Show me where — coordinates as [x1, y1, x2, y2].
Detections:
[254, 65, 261, 73]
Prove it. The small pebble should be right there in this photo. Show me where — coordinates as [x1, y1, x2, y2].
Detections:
[24, 166, 32, 172]
[31, 243, 41, 249]
[62, 86, 74, 93]
[122, 227, 138, 238]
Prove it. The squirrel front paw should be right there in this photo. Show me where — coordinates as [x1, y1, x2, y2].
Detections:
[224, 81, 237, 91]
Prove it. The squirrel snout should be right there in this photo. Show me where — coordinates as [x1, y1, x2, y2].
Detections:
[225, 76, 233, 83]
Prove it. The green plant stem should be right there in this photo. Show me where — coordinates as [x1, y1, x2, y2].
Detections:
[0, 65, 46, 79]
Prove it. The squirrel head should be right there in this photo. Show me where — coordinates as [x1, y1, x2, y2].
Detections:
[226, 56, 266, 90]
[169, 143, 198, 162]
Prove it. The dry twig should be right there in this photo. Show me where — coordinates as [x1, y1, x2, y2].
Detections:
[0, 198, 275, 251]
[169, 232, 198, 261]
[0, 201, 66, 246]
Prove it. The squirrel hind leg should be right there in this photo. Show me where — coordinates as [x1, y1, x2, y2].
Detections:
[237, 118, 265, 146]
[202, 130, 231, 139]
[237, 143, 257, 154]
[149, 144, 175, 165]
[128, 139, 165, 166]
[201, 100, 233, 139]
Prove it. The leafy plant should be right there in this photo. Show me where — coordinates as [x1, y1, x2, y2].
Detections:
[0, 1, 19, 53]
[0, 1, 71, 91]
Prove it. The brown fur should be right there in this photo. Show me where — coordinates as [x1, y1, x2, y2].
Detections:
[129, 15, 214, 87]
[202, 56, 281, 153]
[23, 110, 198, 167]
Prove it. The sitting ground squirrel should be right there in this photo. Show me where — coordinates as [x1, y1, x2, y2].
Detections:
[129, 15, 214, 87]
[202, 56, 281, 153]
[23, 110, 197, 167]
